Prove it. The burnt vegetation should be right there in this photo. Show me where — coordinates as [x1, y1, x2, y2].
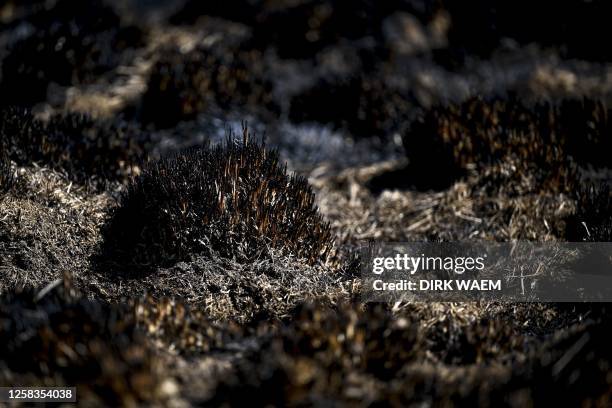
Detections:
[0, 281, 165, 405]
[2, 0, 612, 405]
[103, 129, 333, 269]
[211, 303, 425, 406]
[141, 42, 278, 128]
[0, 107, 146, 183]
[211, 302, 612, 407]
[0, 0, 145, 106]
[403, 96, 612, 191]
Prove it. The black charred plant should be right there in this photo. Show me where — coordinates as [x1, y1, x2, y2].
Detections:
[141, 43, 278, 128]
[566, 184, 612, 242]
[0, 283, 163, 405]
[103, 129, 333, 268]
[0, 107, 146, 183]
[0, 0, 145, 106]
[43, 112, 147, 182]
[403, 96, 612, 191]
[405, 96, 556, 170]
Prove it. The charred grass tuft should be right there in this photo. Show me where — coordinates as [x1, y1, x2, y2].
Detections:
[141, 41, 278, 128]
[0, 278, 168, 405]
[0, 107, 147, 184]
[0, 0, 145, 106]
[403, 96, 612, 192]
[103, 128, 334, 269]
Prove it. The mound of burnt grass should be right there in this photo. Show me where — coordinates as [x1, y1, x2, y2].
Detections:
[403, 96, 612, 191]
[0, 280, 167, 405]
[140, 42, 278, 128]
[566, 184, 612, 242]
[289, 75, 414, 139]
[0, 0, 145, 106]
[103, 131, 333, 269]
[0, 107, 146, 183]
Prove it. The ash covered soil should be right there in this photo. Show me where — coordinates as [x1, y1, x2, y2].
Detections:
[1, 0, 612, 406]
